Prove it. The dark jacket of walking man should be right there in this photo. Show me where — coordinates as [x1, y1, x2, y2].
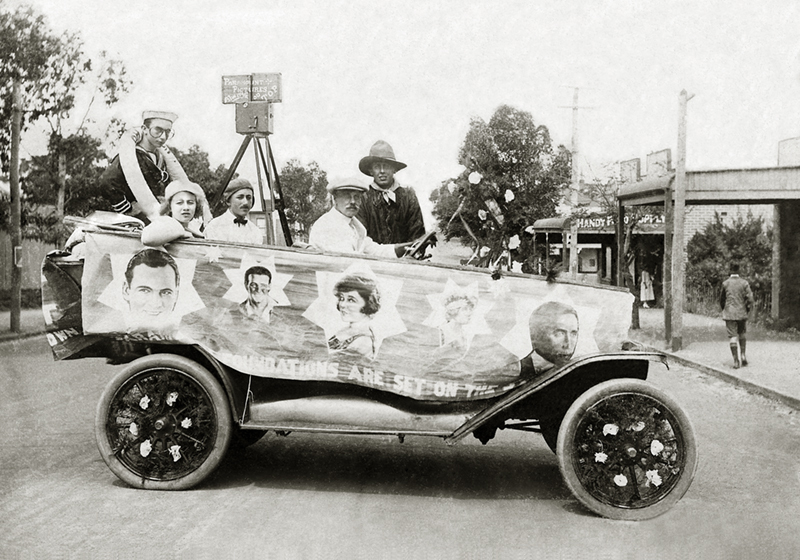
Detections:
[720, 263, 754, 369]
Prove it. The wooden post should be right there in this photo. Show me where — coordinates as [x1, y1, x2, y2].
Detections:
[771, 203, 781, 320]
[9, 82, 23, 333]
[670, 90, 692, 351]
[663, 177, 674, 345]
[569, 88, 580, 280]
[616, 201, 625, 286]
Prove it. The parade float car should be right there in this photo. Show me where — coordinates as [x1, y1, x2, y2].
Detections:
[41, 211, 697, 521]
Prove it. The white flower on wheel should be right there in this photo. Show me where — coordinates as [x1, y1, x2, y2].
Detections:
[645, 470, 663, 487]
[181, 417, 192, 429]
[139, 395, 150, 410]
[650, 439, 665, 455]
[168, 445, 182, 462]
[631, 421, 645, 432]
[166, 392, 179, 406]
[594, 452, 608, 463]
[603, 424, 619, 436]
[129, 422, 138, 436]
[139, 440, 152, 457]
[613, 474, 628, 487]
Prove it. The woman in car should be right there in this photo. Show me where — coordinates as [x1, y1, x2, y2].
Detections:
[141, 180, 212, 246]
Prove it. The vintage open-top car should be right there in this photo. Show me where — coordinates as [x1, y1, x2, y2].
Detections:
[41, 212, 697, 521]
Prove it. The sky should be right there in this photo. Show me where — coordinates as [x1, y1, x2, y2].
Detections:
[11, 0, 800, 221]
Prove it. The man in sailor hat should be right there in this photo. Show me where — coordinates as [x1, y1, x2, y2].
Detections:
[100, 110, 187, 223]
[356, 140, 425, 244]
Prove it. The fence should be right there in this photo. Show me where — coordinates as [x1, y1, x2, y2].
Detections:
[0, 231, 58, 291]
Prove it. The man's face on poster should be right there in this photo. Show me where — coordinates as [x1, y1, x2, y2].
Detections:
[123, 264, 178, 325]
[533, 311, 579, 366]
[247, 273, 272, 308]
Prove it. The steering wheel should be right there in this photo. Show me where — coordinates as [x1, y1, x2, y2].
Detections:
[405, 231, 438, 260]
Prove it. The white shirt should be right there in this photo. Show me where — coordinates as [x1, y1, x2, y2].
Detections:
[309, 207, 396, 258]
[205, 210, 264, 245]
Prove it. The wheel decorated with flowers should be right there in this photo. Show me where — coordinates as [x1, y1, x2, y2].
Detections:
[556, 378, 697, 520]
[95, 354, 233, 490]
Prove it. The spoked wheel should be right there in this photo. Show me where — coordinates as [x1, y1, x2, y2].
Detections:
[95, 354, 233, 490]
[556, 379, 697, 520]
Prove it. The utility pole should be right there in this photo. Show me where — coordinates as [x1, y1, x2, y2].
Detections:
[671, 89, 694, 351]
[9, 81, 23, 333]
[560, 87, 595, 281]
[568, 88, 580, 280]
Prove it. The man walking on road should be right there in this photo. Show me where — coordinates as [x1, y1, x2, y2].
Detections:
[720, 263, 754, 369]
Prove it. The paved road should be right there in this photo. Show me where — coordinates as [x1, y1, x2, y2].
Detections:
[2, 336, 800, 559]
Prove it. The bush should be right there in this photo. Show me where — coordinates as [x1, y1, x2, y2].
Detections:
[686, 211, 772, 320]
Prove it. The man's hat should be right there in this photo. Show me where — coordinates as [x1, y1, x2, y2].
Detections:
[223, 178, 254, 201]
[142, 110, 178, 123]
[326, 176, 369, 193]
[358, 140, 407, 175]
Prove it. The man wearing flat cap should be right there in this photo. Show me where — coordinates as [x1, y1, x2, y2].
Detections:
[204, 178, 264, 245]
[356, 140, 426, 244]
[309, 177, 412, 258]
[100, 110, 189, 223]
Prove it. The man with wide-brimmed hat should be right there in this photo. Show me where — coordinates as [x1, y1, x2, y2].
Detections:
[204, 178, 264, 244]
[100, 110, 188, 223]
[356, 140, 425, 244]
[309, 176, 412, 258]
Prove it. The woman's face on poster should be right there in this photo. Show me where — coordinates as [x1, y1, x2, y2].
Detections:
[337, 290, 367, 323]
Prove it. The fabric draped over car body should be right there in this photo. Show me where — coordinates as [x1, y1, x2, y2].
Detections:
[57, 231, 635, 401]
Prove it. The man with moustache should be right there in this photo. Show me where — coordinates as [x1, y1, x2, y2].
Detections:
[204, 178, 264, 244]
[308, 176, 411, 258]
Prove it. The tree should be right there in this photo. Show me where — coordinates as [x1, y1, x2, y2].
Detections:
[278, 159, 328, 241]
[686, 211, 772, 306]
[430, 104, 571, 269]
[1, 2, 130, 242]
[169, 145, 230, 199]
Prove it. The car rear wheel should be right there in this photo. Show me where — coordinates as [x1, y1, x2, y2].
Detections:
[556, 378, 697, 520]
[95, 354, 232, 490]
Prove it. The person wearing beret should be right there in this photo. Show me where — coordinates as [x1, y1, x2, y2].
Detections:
[356, 140, 426, 244]
[204, 178, 264, 245]
[308, 176, 411, 258]
[100, 110, 189, 224]
[140, 180, 212, 247]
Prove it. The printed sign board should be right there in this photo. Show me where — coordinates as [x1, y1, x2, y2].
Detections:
[222, 73, 283, 104]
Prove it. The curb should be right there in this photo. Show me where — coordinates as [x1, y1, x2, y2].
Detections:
[642, 344, 800, 412]
[0, 330, 46, 344]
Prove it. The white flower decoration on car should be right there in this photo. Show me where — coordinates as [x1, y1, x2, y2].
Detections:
[504, 189, 515, 203]
[139, 395, 150, 410]
[511, 261, 523, 274]
[508, 234, 521, 250]
[168, 445, 182, 462]
[613, 474, 628, 487]
[650, 439, 665, 455]
[645, 470, 663, 487]
[181, 418, 192, 429]
[478, 209, 487, 221]
[631, 421, 646, 432]
[166, 392, 179, 406]
[139, 440, 152, 457]
[603, 424, 619, 436]
[468, 171, 482, 184]
[447, 181, 457, 194]
[594, 452, 608, 463]
[129, 423, 138, 436]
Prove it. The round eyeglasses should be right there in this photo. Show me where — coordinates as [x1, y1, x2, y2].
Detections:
[147, 126, 174, 140]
